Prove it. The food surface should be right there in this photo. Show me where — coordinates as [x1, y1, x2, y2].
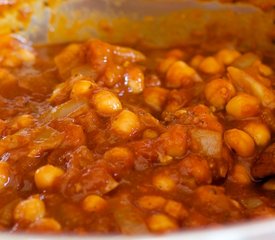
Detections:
[0, 35, 274, 234]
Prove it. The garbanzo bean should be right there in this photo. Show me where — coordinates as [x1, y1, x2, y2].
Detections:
[216, 49, 241, 65]
[71, 80, 93, 98]
[143, 87, 169, 112]
[152, 173, 176, 192]
[111, 109, 140, 137]
[258, 63, 273, 77]
[199, 56, 223, 74]
[0, 162, 10, 190]
[158, 57, 177, 74]
[147, 213, 178, 233]
[137, 195, 166, 210]
[143, 129, 159, 139]
[230, 164, 251, 185]
[3, 35, 275, 234]
[82, 195, 107, 212]
[164, 200, 187, 219]
[104, 147, 133, 162]
[226, 93, 260, 119]
[104, 147, 134, 173]
[14, 197, 45, 223]
[34, 165, 64, 190]
[224, 129, 255, 157]
[92, 90, 122, 117]
[190, 55, 204, 69]
[243, 122, 271, 147]
[28, 218, 61, 232]
[204, 79, 236, 109]
[124, 66, 144, 94]
[166, 61, 199, 88]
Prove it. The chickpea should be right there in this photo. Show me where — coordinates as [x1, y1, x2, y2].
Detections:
[216, 49, 241, 65]
[227, 66, 275, 109]
[112, 45, 146, 63]
[137, 195, 166, 210]
[158, 154, 173, 165]
[152, 173, 176, 192]
[143, 87, 169, 112]
[204, 79, 236, 109]
[34, 165, 64, 190]
[104, 147, 133, 161]
[224, 129, 255, 157]
[158, 57, 177, 74]
[71, 80, 93, 98]
[0, 162, 10, 190]
[166, 61, 199, 88]
[226, 93, 260, 119]
[263, 178, 275, 191]
[104, 147, 134, 172]
[143, 129, 159, 139]
[14, 197, 45, 223]
[28, 218, 61, 232]
[230, 164, 251, 185]
[258, 63, 273, 77]
[111, 110, 140, 137]
[124, 66, 144, 94]
[190, 55, 204, 69]
[82, 195, 107, 212]
[164, 200, 187, 219]
[147, 213, 178, 233]
[92, 90, 122, 117]
[243, 122, 271, 147]
[199, 56, 223, 74]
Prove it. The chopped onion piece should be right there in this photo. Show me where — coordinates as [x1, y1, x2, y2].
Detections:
[190, 128, 223, 158]
[231, 53, 259, 69]
[41, 99, 89, 123]
[228, 67, 275, 109]
[0, 129, 32, 155]
[28, 126, 64, 158]
[113, 46, 146, 63]
[112, 196, 149, 234]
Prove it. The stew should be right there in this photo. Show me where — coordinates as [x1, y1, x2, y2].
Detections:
[0, 35, 274, 234]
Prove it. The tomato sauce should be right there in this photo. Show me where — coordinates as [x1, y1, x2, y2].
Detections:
[0, 35, 274, 234]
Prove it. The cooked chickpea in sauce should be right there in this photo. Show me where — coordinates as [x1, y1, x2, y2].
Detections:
[0, 35, 274, 235]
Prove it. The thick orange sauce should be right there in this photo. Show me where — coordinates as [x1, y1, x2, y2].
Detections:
[0, 36, 274, 234]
